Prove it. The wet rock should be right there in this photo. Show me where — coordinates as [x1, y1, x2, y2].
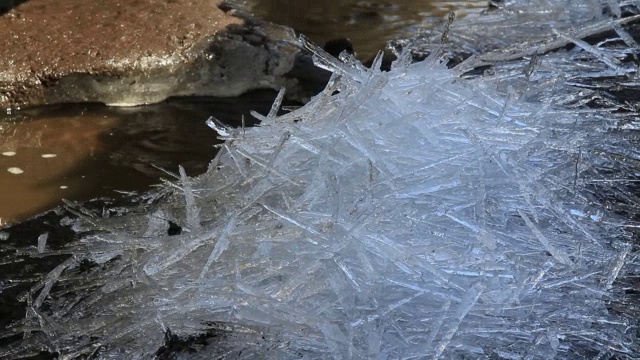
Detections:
[0, 0, 312, 108]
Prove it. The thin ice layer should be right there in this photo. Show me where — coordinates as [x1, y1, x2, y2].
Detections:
[2, 1, 639, 359]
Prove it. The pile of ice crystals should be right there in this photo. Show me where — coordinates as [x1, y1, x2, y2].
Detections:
[3, 1, 640, 358]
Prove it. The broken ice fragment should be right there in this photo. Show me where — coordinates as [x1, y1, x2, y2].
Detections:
[199, 214, 237, 279]
[518, 209, 574, 267]
[179, 165, 200, 230]
[205, 116, 233, 137]
[37, 233, 48, 253]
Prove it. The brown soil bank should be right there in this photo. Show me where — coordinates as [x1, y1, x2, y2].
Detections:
[0, 0, 306, 108]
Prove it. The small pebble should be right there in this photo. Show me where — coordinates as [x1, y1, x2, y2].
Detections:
[2, 151, 16, 156]
[41, 153, 57, 158]
[7, 167, 23, 174]
[60, 185, 68, 189]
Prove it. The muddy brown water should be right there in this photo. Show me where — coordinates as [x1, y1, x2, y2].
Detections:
[0, 0, 482, 225]
[240, 0, 485, 60]
[0, 92, 274, 225]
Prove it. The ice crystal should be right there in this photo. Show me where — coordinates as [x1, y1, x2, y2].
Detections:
[1, 1, 639, 359]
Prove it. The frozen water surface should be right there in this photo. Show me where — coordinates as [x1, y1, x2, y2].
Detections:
[1, 1, 639, 358]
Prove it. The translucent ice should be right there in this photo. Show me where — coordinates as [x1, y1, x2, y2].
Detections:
[1, 1, 639, 359]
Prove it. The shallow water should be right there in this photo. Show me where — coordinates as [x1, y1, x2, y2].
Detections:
[0, 92, 276, 225]
[240, 0, 485, 60]
[0, 0, 483, 225]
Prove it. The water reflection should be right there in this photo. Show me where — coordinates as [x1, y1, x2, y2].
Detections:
[0, 91, 284, 225]
[240, 0, 485, 60]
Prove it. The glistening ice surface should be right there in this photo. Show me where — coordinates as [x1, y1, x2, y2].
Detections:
[2, 1, 639, 358]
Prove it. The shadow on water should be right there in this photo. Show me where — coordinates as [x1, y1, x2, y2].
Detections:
[0, 0, 28, 15]
[0, 90, 294, 225]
